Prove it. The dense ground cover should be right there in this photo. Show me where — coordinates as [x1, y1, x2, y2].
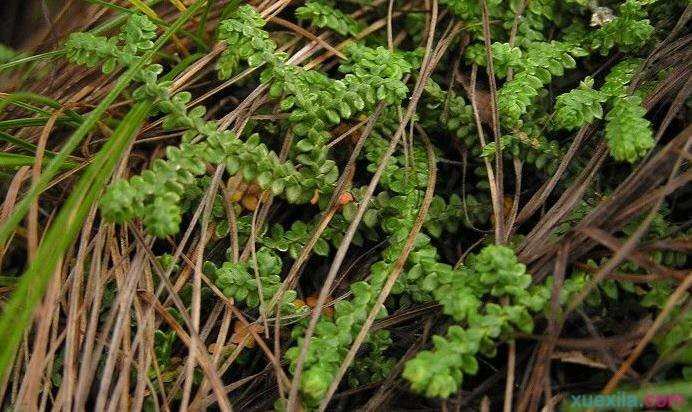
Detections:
[0, 0, 690, 410]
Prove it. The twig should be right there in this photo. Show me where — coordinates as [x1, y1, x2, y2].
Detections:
[318, 125, 438, 411]
[603, 273, 691, 393]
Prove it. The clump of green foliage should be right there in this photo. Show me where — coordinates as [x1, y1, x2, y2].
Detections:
[296, 0, 362, 36]
[402, 245, 564, 397]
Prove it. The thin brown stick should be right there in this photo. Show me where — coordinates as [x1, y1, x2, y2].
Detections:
[180, 165, 223, 410]
[318, 126, 438, 410]
[480, 0, 504, 243]
[137, 291, 234, 412]
[602, 273, 691, 393]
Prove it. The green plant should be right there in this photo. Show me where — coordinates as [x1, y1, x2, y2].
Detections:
[286, 188, 426, 403]
[551, 58, 653, 162]
[264, 43, 417, 144]
[204, 247, 301, 314]
[263, 220, 332, 259]
[586, 0, 654, 54]
[296, 1, 362, 36]
[440, 0, 502, 22]
[552, 77, 607, 131]
[2, 0, 687, 409]
[100, 126, 332, 236]
[347, 330, 395, 387]
[497, 41, 587, 126]
[64, 14, 158, 74]
[605, 95, 654, 162]
[402, 245, 552, 398]
[422, 79, 476, 143]
[216, 4, 278, 79]
[481, 129, 562, 173]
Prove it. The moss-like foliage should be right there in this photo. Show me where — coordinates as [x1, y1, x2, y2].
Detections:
[43, 1, 688, 410]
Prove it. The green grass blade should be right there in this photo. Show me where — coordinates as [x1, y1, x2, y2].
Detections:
[0, 132, 76, 160]
[0, 101, 152, 379]
[0, 116, 78, 130]
[0, 153, 77, 169]
[0, 132, 51, 155]
[0, 153, 39, 168]
[0, 92, 84, 124]
[0, 0, 206, 381]
[0, 1, 204, 248]
[0, 50, 67, 73]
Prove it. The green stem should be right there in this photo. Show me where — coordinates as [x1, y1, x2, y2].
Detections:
[0, 116, 78, 130]
[0, 50, 66, 73]
[0, 153, 78, 169]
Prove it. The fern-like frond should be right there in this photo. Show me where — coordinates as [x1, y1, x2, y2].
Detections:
[605, 95, 653, 163]
[600, 58, 642, 97]
[589, 0, 654, 53]
[552, 77, 607, 131]
[295, 0, 361, 36]
[216, 5, 279, 79]
[498, 41, 586, 126]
